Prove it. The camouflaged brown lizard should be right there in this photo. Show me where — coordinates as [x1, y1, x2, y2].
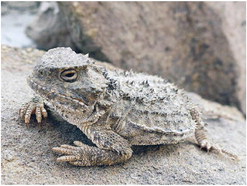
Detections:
[19, 47, 237, 166]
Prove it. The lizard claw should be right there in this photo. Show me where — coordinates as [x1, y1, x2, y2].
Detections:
[19, 96, 47, 127]
[57, 155, 78, 162]
[52, 141, 87, 163]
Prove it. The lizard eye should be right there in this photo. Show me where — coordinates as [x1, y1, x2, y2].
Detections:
[60, 69, 78, 82]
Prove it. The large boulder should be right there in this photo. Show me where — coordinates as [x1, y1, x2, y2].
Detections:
[1, 45, 246, 184]
[206, 2, 246, 115]
[25, 2, 74, 50]
[26, 2, 246, 114]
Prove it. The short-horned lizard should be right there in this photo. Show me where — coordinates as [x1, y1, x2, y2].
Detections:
[20, 48, 236, 166]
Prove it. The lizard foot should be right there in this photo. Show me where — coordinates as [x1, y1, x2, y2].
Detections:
[197, 137, 238, 160]
[52, 141, 88, 163]
[211, 145, 238, 160]
[198, 139, 212, 152]
[19, 96, 47, 127]
[52, 141, 106, 166]
[195, 129, 238, 160]
[52, 141, 132, 166]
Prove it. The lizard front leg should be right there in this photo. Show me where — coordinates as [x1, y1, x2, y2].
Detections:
[19, 96, 48, 126]
[52, 126, 133, 166]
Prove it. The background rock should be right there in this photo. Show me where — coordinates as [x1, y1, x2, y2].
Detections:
[1, 45, 246, 184]
[25, 2, 246, 114]
[25, 2, 75, 51]
[206, 1, 246, 115]
[1, 2, 39, 48]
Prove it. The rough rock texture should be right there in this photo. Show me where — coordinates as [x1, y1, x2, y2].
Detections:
[206, 2, 246, 115]
[25, 2, 74, 50]
[1, 2, 39, 48]
[26, 2, 246, 114]
[1, 45, 246, 184]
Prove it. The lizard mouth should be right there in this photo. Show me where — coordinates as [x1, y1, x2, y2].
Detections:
[27, 76, 88, 109]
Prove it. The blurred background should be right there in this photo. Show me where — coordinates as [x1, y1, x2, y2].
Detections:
[1, 1, 246, 115]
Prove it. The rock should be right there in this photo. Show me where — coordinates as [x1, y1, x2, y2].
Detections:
[1, 2, 40, 12]
[25, 2, 245, 114]
[1, 45, 246, 184]
[1, 2, 39, 48]
[206, 1, 246, 115]
[25, 2, 75, 51]
[187, 92, 245, 122]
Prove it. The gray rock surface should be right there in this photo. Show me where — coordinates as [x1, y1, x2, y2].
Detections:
[25, 2, 246, 114]
[1, 2, 38, 48]
[206, 1, 246, 115]
[25, 2, 74, 51]
[1, 45, 246, 184]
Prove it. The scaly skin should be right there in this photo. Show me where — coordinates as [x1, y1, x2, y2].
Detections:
[19, 47, 237, 166]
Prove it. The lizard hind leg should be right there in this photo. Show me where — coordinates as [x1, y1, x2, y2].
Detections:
[190, 108, 238, 160]
[195, 127, 238, 160]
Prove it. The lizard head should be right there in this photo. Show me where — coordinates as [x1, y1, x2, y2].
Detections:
[28, 47, 108, 116]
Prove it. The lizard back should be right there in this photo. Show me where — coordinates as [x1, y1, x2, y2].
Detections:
[101, 68, 196, 144]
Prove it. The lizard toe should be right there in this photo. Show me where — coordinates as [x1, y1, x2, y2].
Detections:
[19, 96, 48, 126]
[57, 155, 78, 162]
